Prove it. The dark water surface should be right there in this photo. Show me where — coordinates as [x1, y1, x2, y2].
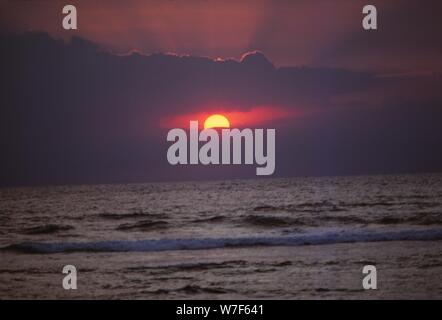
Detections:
[1, 174, 441, 298]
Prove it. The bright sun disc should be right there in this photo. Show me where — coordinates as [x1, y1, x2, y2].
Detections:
[204, 114, 230, 129]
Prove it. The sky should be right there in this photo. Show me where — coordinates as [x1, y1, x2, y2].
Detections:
[1, 0, 442, 186]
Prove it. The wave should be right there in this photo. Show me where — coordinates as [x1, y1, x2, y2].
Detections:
[191, 216, 226, 223]
[252, 202, 345, 213]
[147, 285, 229, 295]
[243, 213, 442, 227]
[20, 224, 74, 235]
[116, 220, 169, 231]
[125, 260, 248, 273]
[98, 212, 168, 220]
[4, 228, 442, 254]
[241, 215, 303, 227]
[252, 201, 441, 214]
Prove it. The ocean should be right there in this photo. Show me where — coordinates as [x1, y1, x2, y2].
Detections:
[1, 174, 442, 299]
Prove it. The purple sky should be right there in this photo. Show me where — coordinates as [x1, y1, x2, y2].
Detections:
[1, 1, 442, 186]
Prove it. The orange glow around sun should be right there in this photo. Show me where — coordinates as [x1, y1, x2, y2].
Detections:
[160, 106, 296, 129]
[204, 114, 230, 129]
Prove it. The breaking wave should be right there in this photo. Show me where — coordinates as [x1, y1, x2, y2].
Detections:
[4, 228, 442, 254]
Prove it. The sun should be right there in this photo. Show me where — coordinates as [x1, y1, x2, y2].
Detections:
[204, 114, 230, 129]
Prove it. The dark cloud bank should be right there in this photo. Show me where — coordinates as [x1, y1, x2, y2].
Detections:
[1, 32, 442, 187]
